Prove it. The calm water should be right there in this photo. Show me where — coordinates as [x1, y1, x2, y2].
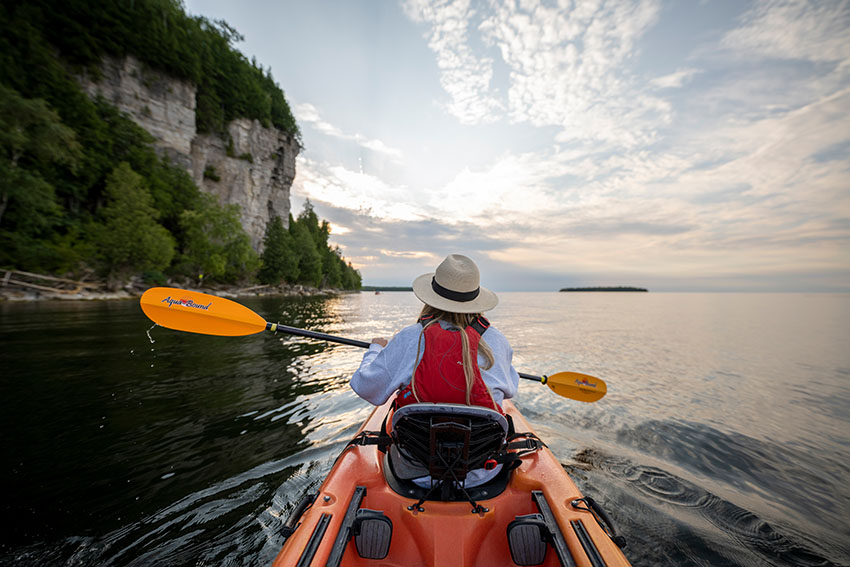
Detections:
[1, 292, 849, 566]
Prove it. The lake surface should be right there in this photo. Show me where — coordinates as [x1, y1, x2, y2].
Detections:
[1, 292, 849, 566]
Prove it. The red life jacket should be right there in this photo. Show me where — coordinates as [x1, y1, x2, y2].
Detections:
[395, 315, 502, 414]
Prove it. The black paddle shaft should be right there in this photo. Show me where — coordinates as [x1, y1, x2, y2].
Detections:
[267, 323, 371, 348]
[266, 322, 543, 383]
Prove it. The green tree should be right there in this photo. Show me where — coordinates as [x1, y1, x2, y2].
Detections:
[296, 199, 321, 242]
[341, 260, 362, 290]
[322, 246, 343, 289]
[0, 1, 302, 277]
[258, 214, 298, 284]
[0, 84, 80, 229]
[179, 193, 258, 282]
[93, 162, 175, 287]
[287, 200, 362, 290]
[289, 213, 322, 287]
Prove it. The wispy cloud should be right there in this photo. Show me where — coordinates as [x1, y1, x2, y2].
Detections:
[403, 0, 504, 123]
[650, 68, 701, 89]
[481, 0, 665, 146]
[380, 249, 438, 259]
[404, 0, 667, 146]
[720, 0, 850, 64]
[294, 156, 424, 221]
[293, 102, 405, 160]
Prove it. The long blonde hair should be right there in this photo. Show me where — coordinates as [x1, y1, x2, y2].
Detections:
[410, 305, 496, 405]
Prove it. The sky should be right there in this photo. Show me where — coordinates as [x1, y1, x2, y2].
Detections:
[183, 0, 850, 292]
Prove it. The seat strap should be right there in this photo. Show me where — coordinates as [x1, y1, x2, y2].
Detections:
[506, 431, 548, 453]
[347, 406, 394, 453]
[483, 432, 547, 471]
[347, 430, 392, 450]
[348, 421, 545, 458]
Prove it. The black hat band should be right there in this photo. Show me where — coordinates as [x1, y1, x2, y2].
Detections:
[431, 277, 480, 302]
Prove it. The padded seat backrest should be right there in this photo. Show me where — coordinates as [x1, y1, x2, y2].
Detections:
[391, 403, 508, 481]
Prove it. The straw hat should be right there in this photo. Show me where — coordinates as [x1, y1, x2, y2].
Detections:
[412, 254, 498, 313]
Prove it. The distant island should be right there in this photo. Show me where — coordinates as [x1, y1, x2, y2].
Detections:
[361, 286, 414, 292]
[559, 287, 648, 292]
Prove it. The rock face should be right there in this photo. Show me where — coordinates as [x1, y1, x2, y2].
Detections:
[190, 119, 296, 249]
[78, 55, 297, 249]
[78, 56, 197, 171]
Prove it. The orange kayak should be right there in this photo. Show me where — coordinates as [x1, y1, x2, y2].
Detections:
[271, 399, 631, 567]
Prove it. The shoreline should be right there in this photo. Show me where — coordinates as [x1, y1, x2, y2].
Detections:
[0, 281, 352, 303]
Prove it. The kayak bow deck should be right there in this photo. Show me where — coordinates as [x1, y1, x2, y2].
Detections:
[271, 400, 631, 567]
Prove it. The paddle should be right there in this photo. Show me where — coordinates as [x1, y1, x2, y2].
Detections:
[140, 287, 607, 402]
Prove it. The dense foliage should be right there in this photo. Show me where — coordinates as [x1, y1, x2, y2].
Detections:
[4, 0, 300, 138]
[0, 0, 360, 290]
[178, 193, 258, 283]
[260, 202, 361, 290]
[258, 215, 297, 285]
[94, 162, 176, 285]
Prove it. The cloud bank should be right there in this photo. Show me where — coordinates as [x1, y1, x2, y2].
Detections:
[290, 0, 850, 291]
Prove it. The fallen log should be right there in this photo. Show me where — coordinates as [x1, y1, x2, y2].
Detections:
[234, 284, 270, 293]
[5, 278, 84, 294]
[3, 270, 102, 289]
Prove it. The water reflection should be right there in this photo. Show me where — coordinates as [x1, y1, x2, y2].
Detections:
[2, 292, 849, 566]
[0, 296, 344, 558]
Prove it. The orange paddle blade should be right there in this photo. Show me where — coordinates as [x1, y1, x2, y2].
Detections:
[140, 287, 266, 336]
[545, 371, 607, 402]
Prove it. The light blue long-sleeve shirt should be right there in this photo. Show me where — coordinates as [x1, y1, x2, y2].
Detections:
[350, 320, 520, 407]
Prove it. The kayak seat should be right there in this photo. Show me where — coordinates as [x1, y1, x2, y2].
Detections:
[386, 403, 512, 509]
[383, 449, 512, 504]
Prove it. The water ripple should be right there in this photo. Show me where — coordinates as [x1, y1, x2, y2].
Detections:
[0, 441, 347, 567]
[572, 448, 848, 567]
[3, 292, 850, 566]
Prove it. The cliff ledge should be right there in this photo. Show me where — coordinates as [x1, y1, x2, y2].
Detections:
[78, 55, 299, 249]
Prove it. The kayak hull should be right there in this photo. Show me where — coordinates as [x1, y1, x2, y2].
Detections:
[271, 399, 631, 567]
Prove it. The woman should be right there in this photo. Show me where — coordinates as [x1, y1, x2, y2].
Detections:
[351, 254, 519, 488]
[350, 254, 519, 410]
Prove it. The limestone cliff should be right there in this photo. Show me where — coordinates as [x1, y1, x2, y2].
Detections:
[78, 55, 298, 249]
[190, 119, 296, 249]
